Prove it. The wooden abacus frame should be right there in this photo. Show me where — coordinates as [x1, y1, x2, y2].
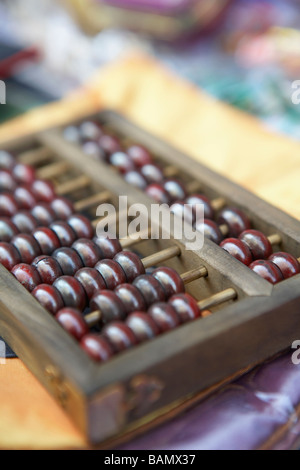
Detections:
[0, 110, 300, 447]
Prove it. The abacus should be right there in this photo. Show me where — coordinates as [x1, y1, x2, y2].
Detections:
[0, 110, 300, 447]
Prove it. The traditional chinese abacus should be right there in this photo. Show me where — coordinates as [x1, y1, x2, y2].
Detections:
[0, 110, 300, 447]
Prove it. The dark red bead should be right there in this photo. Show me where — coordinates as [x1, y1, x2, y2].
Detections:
[12, 211, 38, 233]
[32, 255, 63, 285]
[50, 197, 74, 220]
[32, 227, 61, 255]
[186, 194, 214, 221]
[152, 267, 185, 298]
[169, 293, 202, 323]
[75, 267, 106, 300]
[170, 202, 194, 225]
[239, 230, 272, 260]
[11, 263, 42, 292]
[127, 145, 152, 167]
[126, 312, 160, 342]
[32, 284, 64, 315]
[148, 302, 180, 332]
[109, 152, 136, 174]
[102, 322, 137, 352]
[31, 203, 56, 226]
[0, 151, 15, 170]
[133, 275, 166, 307]
[140, 163, 164, 184]
[146, 183, 172, 205]
[195, 219, 224, 245]
[269, 252, 300, 280]
[49, 221, 77, 247]
[163, 179, 187, 202]
[11, 234, 41, 264]
[79, 121, 103, 142]
[98, 135, 121, 159]
[31, 179, 56, 203]
[0, 242, 21, 271]
[0, 170, 17, 192]
[90, 291, 126, 324]
[93, 237, 122, 259]
[55, 308, 89, 341]
[249, 260, 284, 284]
[113, 251, 145, 283]
[0, 218, 19, 242]
[12, 163, 35, 185]
[53, 276, 86, 311]
[14, 186, 37, 210]
[115, 283, 147, 314]
[218, 207, 252, 238]
[80, 334, 114, 362]
[95, 259, 126, 290]
[124, 170, 148, 190]
[52, 247, 83, 276]
[72, 238, 101, 267]
[220, 238, 253, 265]
[82, 141, 105, 161]
[67, 214, 94, 239]
[0, 193, 19, 217]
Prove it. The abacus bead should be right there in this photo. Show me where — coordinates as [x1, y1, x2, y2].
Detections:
[82, 141, 105, 161]
[32, 227, 61, 255]
[12, 211, 38, 233]
[186, 194, 214, 220]
[113, 251, 145, 283]
[50, 197, 74, 220]
[0, 242, 21, 271]
[0, 218, 19, 242]
[163, 179, 187, 202]
[239, 230, 272, 260]
[152, 267, 185, 298]
[90, 291, 126, 324]
[98, 135, 121, 159]
[80, 334, 114, 363]
[115, 283, 147, 314]
[93, 237, 122, 259]
[53, 276, 86, 311]
[72, 238, 101, 267]
[11, 234, 41, 264]
[75, 267, 106, 300]
[269, 252, 300, 279]
[124, 170, 148, 190]
[127, 145, 152, 167]
[11, 263, 42, 292]
[140, 163, 164, 184]
[12, 163, 35, 184]
[14, 186, 37, 210]
[63, 125, 80, 143]
[195, 219, 224, 245]
[146, 183, 172, 205]
[148, 303, 180, 332]
[109, 151, 136, 174]
[32, 284, 64, 315]
[67, 214, 94, 239]
[220, 238, 253, 266]
[95, 259, 126, 290]
[169, 293, 202, 323]
[31, 179, 56, 203]
[32, 255, 63, 285]
[0, 150, 15, 170]
[133, 275, 166, 307]
[55, 308, 89, 341]
[53, 247, 83, 276]
[249, 260, 284, 284]
[50, 221, 77, 247]
[0, 170, 17, 192]
[0, 193, 19, 217]
[102, 322, 137, 352]
[31, 203, 56, 226]
[218, 207, 251, 238]
[126, 312, 160, 342]
[79, 121, 103, 141]
[170, 202, 194, 225]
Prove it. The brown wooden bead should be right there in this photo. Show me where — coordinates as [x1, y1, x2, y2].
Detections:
[152, 267, 185, 298]
[148, 302, 180, 332]
[12, 211, 38, 234]
[53, 276, 86, 311]
[95, 259, 126, 290]
[32, 227, 61, 255]
[127, 145, 152, 167]
[11, 263, 42, 292]
[163, 178, 187, 202]
[50, 197, 74, 220]
[109, 151, 136, 174]
[49, 221, 77, 247]
[0, 150, 15, 170]
[146, 184, 172, 205]
[0, 170, 17, 192]
[0, 242, 21, 271]
[0, 218, 19, 242]
[239, 230, 272, 260]
[102, 322, 137, 352]
[169, 293, 202, 322]
[55, 308, 89, 341]
[0, 193, 19, 217]
[12, 163, 35, 185]
[90, 291, 126, 324]
[133, 275, 166, 308]
[140, 163, 164, 184]
[80, 334, 114, 362]
[113, 251, 145, 283]
[31, 203, 56, 226]
[218, 207, 252, 237]
[124, 170, 148, 190]
[75, 267, 106, 300]
[67, 214, 94, 239]
[32, 255, 63, 285]
[52, 247, 83, 276]
[185, 194, 214, 220]
[98, 134, 121, 159]
[115, 283, 147, 314]
[31, 179, 56, 203]
[72, 238, 101, 267]
[268, 252, 300, 279]
[14, 186, 37, 210]
[249, 260, 284, 284]
[220, 238, 253, 265]
[32, 284, 64, 315]
[93, 237, 122, 259]
[170, 201, 194, 225]
[11, 234, 41, 264]
[195, 219, 224, 245]
[126, 312, 160, 342]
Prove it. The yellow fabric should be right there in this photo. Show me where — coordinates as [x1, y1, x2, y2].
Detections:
[0, 54, 300, 449]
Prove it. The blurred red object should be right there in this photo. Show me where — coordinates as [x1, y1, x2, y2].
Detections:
[0, 46, 40, 79]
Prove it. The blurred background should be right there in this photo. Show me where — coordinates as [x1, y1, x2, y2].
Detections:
[0, 0, 300, 139]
